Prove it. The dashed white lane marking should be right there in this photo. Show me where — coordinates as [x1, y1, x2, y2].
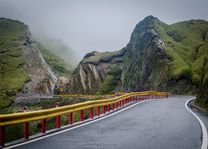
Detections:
[185, 98, 208, 149]
[4, 99, 156, 149]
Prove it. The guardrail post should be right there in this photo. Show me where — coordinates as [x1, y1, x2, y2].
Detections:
[116, 102, 119, 109]
[119, 101, 122, 107]
[56, 116, 61, 128]
[0, 126, 5, 147]
[108, 104, 111, 112]
[80, 110, 84, 122]
[122, 100, 124, 107]
[24, 122, 29, 139]
[42, 119, 46, 133]
[90, 108, 94, 119]
[55, 102, 61, 128]
[23, 106, 29, 139]
[103, 106, 106, 114]
[97, 106, 100, 117]
[112, 103, 115, 110]
[69, 112, 73, 125]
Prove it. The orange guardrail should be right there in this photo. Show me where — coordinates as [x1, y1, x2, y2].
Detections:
[0, 91, 168, 147]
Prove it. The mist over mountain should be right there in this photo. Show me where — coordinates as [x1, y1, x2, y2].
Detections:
[33, 33, 79, 67]
[1, 0, 208, 61]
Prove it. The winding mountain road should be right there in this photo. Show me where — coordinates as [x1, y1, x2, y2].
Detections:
[10, 96, 207, 149]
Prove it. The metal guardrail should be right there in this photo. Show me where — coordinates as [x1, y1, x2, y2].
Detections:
[0, 91, 168, 147]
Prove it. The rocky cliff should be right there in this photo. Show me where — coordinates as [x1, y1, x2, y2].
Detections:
[121, 16, 170, 92]
[70, 16, 208, 98]
[21, 28, 57, 95]
[0, 18, 58, 107]
[70, 50, 125, 93]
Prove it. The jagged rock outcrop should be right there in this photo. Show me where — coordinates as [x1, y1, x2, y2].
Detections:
[70, 50, 125, 93]
[121, 16, 170, 91]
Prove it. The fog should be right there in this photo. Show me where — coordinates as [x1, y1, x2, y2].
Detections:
[0, 0, 208, 60]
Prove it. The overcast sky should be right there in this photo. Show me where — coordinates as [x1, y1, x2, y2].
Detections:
[0, 0, 208, 59]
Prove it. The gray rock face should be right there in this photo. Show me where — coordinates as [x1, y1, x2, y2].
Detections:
[70, 50, 125, 93]
[18, 26, 57, 95]
[121, 16, 170, 91]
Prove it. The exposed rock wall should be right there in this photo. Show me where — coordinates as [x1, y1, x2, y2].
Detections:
[18, 26, 57, 95]
[70, 50, 125, 93]
[121, 16, 170, 91]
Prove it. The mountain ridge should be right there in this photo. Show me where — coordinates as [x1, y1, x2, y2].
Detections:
[70, 16, 208, 107]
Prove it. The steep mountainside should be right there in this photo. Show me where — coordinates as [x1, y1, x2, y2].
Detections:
[0, 18, 58, 107]
[70, 16, 208, 106]
[70, 50, 125, 94]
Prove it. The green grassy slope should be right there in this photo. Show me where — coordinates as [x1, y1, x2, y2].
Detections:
[0, 18, 30, 107]
[155, 19, 208, 84]
[155, 19, 208, 108]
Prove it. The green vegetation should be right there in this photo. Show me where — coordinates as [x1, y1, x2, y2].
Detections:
[0, 18, 30, 107]
[0, 18, 74, 108]
[155, 19, 208, 84]
[98, 67, 122, 94]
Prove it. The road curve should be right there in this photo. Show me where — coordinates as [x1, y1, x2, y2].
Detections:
[12, 96, 202, 149]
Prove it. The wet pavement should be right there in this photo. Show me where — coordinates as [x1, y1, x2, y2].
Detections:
[13, 96, 203, 149]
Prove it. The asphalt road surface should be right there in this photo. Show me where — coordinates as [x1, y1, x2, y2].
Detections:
[13, 96, 203, 149]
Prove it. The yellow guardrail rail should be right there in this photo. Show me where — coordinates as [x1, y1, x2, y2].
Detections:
[55, 93, 116, 98]
[0, 91, 168, 146]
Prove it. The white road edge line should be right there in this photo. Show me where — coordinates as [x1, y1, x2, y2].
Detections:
[3, 99, 157, 149]
[185, 98, 208, 149]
